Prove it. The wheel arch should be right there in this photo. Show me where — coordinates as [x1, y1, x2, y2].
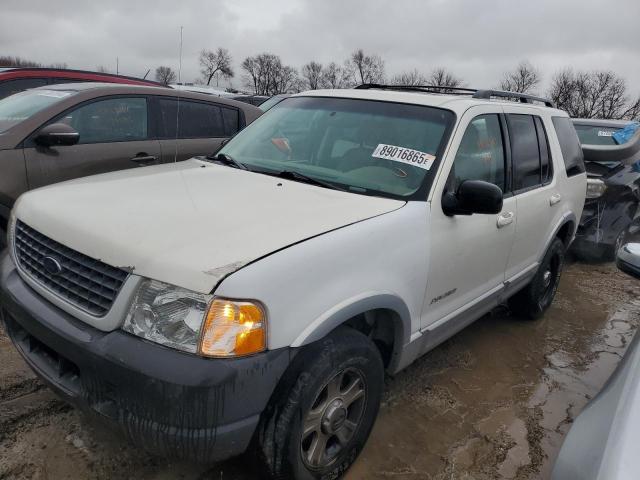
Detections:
[290, 293, 411, 372]
[544, 212, 577, 256]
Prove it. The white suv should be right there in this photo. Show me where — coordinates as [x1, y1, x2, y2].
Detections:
[1, 85, 586, 479]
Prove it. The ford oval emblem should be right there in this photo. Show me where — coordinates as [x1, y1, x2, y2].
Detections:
[42, 256, 63, 276]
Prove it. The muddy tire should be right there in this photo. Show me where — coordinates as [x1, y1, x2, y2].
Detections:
[508, 237, 565, 320]
[257, 327, 384, 480]
[605, 227, 629, 261]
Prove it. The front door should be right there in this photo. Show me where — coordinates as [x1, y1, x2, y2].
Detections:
[422, 107, 516, 329]
[24, 96, 161, 189]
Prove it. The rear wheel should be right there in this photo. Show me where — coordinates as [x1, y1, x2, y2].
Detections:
[257, 327, 384, 479]
[508, 237, 565, 320]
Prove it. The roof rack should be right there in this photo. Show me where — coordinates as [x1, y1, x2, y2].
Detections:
[355, 83, 555, 108]
[472, 89, 555, 108]
[356, 84, 477, 95]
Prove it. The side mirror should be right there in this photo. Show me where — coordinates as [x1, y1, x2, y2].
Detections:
[34, 123, 80, 147]
[442, 180, 504, 216]
[616, 243, 640, 279]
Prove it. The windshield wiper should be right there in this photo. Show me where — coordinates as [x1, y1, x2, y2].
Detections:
[206, 153, 249, 171]
[276, 170, 349, 192]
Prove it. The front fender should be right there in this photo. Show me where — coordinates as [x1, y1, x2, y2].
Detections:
[290, 291, 411, 348]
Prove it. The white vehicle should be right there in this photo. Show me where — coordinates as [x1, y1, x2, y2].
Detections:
[1, 85, 586, 479]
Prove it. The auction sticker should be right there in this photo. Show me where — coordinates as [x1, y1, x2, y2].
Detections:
[372, 144, 436, 170]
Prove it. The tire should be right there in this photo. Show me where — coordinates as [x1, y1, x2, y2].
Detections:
[606, 227, 628, 262]
[257, 327, 384, 480]
[0, 228, 6, 250]
[508, 237, 565, 320]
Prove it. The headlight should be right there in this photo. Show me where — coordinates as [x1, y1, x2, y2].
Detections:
[586, 178, 606, 199]
[122, 279, 267, 357]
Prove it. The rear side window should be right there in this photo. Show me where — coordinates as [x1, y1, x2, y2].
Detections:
[552, 117, 585, 177]
[221, 106, 240, 136]
[534, 117, 553, 184]
[57, 97, 148, 144]
[0, 78, 48, 100]
[508, 114, 541, 191]
[158, 99, 225, 139]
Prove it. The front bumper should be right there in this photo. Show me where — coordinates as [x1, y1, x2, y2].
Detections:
[0, 253, 291, 462]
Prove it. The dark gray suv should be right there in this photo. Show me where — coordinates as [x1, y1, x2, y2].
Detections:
[0, 83, 262, 247]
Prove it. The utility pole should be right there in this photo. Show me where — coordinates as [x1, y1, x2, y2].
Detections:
[116, 57, 119, 75]
[178, 26, 183, 83]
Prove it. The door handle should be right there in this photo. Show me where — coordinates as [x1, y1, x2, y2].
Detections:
[497, 211, 514, 228]
[130, 154, 158, 166]
[549, 193, 562, 206]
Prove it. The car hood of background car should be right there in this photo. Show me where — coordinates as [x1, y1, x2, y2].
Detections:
[14, 159, 405, 293]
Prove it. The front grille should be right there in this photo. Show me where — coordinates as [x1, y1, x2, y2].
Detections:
[13, 221, 128, 316]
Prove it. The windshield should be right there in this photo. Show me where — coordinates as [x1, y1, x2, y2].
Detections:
[0, 89, 74, 133]
[574, 124, 623, 146]
[219, 96, 455, 199]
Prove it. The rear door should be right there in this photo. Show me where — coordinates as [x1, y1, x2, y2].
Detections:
[24, 96, 160, 189]
[154, 98, 238, 162]
[503, 110, 558, 280]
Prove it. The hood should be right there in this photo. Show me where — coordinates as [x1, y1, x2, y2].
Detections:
[14, 159, 404, 293]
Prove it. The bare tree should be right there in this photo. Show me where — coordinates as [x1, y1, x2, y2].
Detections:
[428, 68, 465, 91]
[499, 61, 540, 94]
[301, 61, 323, 90]
[549, 69, 640, 120]
[0, 56, 42, 67]
[391, 69, 428, 86]
[349, 49, 385, 85]
[318, 62, 347, 89]
[96, 65, 110, 73]
[241, 53, 301, 95]
[199, 48, 234, 86]
[155, 66, 176, 85]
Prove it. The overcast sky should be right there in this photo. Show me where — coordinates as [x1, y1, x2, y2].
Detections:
[2, 0, 639, 95]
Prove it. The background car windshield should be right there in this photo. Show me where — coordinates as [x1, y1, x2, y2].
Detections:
[574, 124, 622, 145]
[0, 89, 74, 133]
[219, 96, 455, 198]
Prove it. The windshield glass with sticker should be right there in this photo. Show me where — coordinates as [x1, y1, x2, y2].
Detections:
[218, 96, 455, 199]
[0, 89, 75, 133]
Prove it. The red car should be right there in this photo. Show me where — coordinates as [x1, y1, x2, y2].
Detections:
[0, 67, 165, 99]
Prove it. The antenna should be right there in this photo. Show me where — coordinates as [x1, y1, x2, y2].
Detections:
[174, 26, 183, 163]
[142, 68, 150, 80]
[116, 57, 119, 75]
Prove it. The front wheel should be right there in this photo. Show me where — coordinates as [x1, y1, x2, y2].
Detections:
[508, 237, 565, 320]
[257, 327, 384, 479]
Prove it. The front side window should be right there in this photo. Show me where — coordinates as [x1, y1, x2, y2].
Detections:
[0, 88, 74, 133]
[218, 97, 455, 199]
[57, 97, 148, 144]
[450, 114, 505, 191]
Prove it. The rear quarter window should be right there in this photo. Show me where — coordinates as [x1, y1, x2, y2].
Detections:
[552, 117, 585, 177]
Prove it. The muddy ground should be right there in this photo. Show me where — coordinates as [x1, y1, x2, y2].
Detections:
[1, 261, 639, 480]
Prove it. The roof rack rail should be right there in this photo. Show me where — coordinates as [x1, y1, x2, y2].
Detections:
[355, 83, 477, 95]
[472, 89, 555, 108]
[355, 83, 556, 108]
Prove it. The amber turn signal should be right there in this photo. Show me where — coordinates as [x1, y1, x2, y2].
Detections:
[199, 299, 266, 357]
